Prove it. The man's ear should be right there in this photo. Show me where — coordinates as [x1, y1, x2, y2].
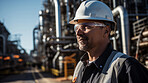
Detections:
[104, 26, 111, 37]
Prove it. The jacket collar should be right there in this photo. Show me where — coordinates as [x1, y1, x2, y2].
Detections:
[80, 43, 113, 69]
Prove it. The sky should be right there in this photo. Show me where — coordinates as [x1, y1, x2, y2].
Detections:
[0, 0, 43, 54]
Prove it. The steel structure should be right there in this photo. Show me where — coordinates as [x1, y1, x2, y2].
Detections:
[0, 21, 29, 71]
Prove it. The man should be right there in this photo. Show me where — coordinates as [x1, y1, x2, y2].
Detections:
[69, 0, 148, 83]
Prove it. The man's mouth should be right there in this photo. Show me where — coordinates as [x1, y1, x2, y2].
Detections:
[78, 37, 88, 44]
[79, 38, 86, 41]
[77, 36, 89, 51]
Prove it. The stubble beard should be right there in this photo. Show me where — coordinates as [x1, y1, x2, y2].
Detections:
[77, 34, 90, 51]
[78, 40, 89, 51]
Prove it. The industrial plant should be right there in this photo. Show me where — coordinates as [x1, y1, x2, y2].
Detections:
[0, 0, 148, 83]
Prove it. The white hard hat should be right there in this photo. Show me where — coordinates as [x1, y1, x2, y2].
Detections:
[69, 0, 115, 25]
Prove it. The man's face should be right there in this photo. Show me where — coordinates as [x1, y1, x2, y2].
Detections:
[75, 21, 106, 51]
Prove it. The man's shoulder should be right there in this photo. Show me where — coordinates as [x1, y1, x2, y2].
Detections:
[124, 57, 146, 68]
[109, 51, 131, 69]
[119, 56, 148, 74]
[110, 51, 130, 62]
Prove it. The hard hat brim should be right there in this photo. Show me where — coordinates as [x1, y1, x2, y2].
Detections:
[69, 16, 116, 25]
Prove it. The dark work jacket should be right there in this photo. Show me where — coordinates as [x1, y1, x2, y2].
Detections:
[72, 44, 148, 83]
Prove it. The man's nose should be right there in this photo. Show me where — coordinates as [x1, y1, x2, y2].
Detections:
[76, 28, 84, 36]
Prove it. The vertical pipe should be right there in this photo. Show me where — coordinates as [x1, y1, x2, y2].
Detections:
[0, 35, 5, 55]
[33, 28, 39, 50]
[112, 6, 130, 56]
[134, 0, 139, 20]
[39, 10, 44, 31]
[53, 51, 60, 68]
[113, 0, 116, 8]
[66, 0, 70, 24]
[123, 0, 126, 8]
[54, 0, 61, 38]
[110, 37, 117, 50]
[73, 0, 76, 14]
[53, 0, 61, 68]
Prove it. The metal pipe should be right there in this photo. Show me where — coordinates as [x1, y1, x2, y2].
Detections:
[110, 37, 117, 50]
[48, 36, 76, 39]
[53, 51, 60, 68]
[113, 0, 116, 8]
[112, 6, 130, 56]
[73, 0, 76, 14]
[53, 0, 61, 68]
[123, 0, 126, 8]
[65, 0, 70, 24]
[54, 0, 61, 38]
[129, 14, 148, 16]
[139, 42, 148, 47]
[135, 27, 145, 59]
[60, 49, 79, 53]
[33, 28, 39, 50]
[48, 41, 76, 45]
[39, 10, 44, 31]
[110, 31, 119, 50]
[134, 0, 139, 20]
[63, 43, 74, 49]
[50, 46, 57, 52]
[0, 35, 6, 55]
[131, 31, 148, 40]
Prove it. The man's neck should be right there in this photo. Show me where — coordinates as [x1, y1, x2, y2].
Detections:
[87, 43, 108, 61]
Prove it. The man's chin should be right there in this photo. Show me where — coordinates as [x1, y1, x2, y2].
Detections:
[79, 45, 88, 51]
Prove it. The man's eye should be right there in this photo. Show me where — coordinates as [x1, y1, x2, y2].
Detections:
[81, 25, 86, 30]
[85, 25, 91, 29]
